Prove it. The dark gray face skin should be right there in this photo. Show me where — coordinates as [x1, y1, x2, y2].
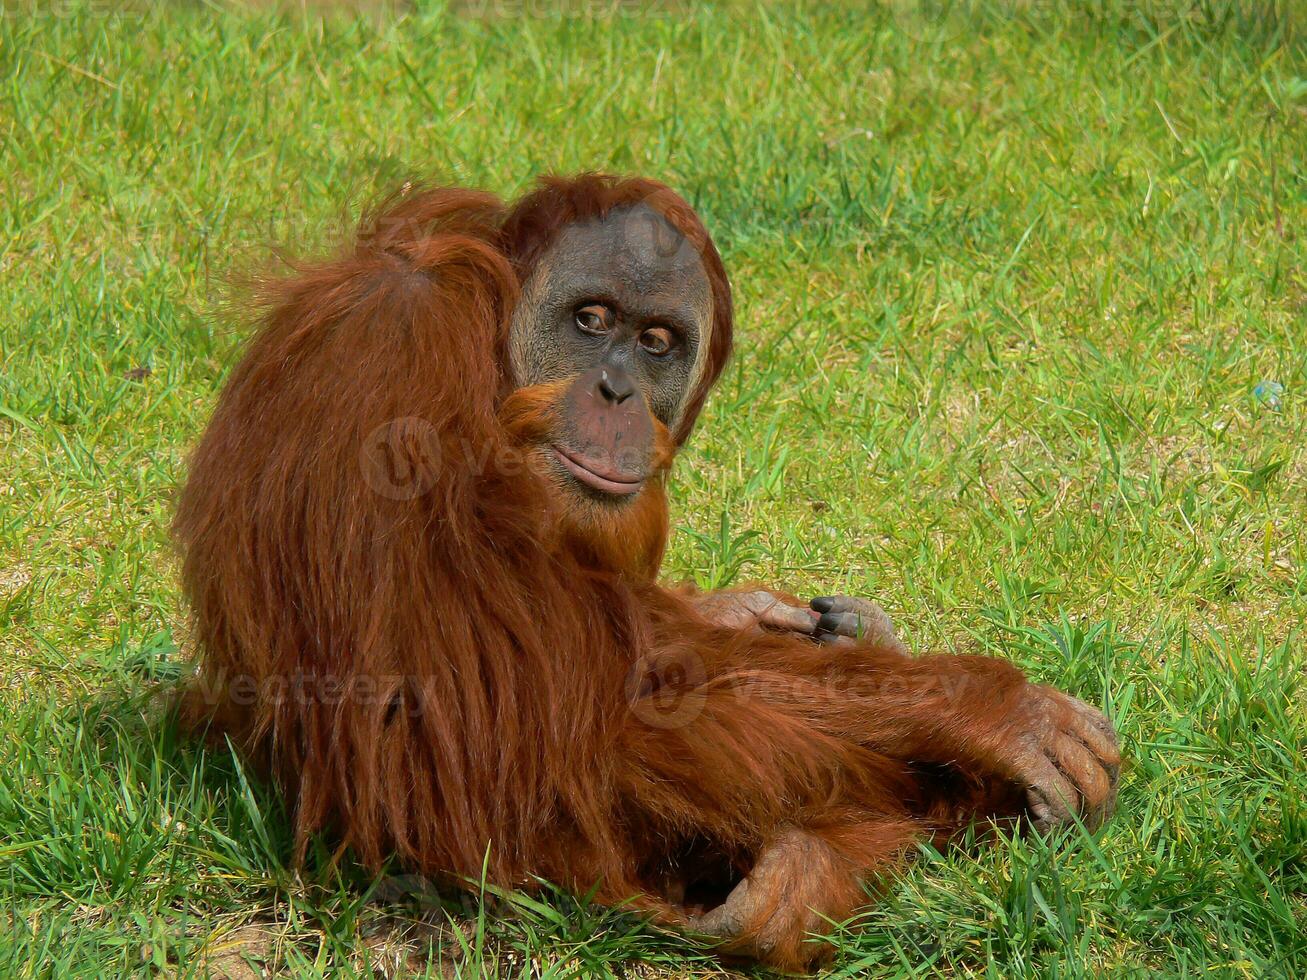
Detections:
[509, 203, 714, 434]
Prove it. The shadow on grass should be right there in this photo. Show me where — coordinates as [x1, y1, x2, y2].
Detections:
[0, 666, 724, 978]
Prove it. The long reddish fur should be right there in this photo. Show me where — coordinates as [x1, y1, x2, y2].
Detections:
[176, 176, 1032, 971]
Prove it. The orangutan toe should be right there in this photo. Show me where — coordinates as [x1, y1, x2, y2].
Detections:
[687, 828, 845, 972]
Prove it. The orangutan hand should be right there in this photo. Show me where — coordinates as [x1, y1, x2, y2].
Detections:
[809, 594, 907, 652]
[991, 685, 1121, 833]
[693, 590, 906, 653]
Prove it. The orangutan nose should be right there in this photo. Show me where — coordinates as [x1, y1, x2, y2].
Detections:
[596, 366, 636, 405]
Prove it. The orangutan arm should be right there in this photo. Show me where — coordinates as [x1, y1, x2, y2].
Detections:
[615, 617, 1119, 970]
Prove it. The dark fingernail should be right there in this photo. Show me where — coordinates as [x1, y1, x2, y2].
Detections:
[817, 611, 841, 632]
[810, 596, 834, 613]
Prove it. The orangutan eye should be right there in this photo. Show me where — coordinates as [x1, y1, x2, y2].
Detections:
[574, 305, 610, 335]
[638, 326, 676, 357]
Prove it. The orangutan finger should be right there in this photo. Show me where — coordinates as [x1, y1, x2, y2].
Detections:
[1023, 756, 1081, 833]
[1060, 695, 1121, 770]
[811, 596, 907, 653]
[756, 598, 821, 634]
[1051, 736, 1112, 825]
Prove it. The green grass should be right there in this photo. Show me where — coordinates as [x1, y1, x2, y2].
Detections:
[1, 0, 1304, 975]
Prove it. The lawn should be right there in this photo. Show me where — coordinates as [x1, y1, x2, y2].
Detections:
[1, 0, 1304, 976]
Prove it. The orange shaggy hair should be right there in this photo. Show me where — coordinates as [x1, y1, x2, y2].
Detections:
[177, 176, 1092, 971]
